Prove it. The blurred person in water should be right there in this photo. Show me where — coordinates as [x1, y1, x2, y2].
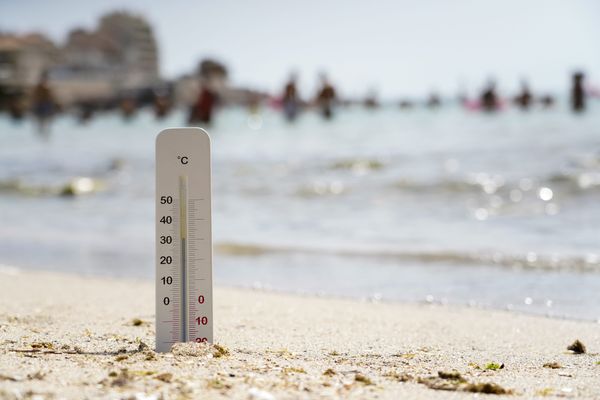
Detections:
[426, 92, 441, 108]
[514, 80, 533, 110]
[31, 71, 58, 136]
[282, 73, 300, 122]
[315, 73, 336, 119]
[8, 96, 26, 121]
[364, 88, 379, 109]
[540, 94, 555, 109]
[76, 100, 95, 125]
[571, 71, 586, 112]
[480, 79, 500, 112]
[188, 79, 217, 125]
[120, 96, 137, 120]
[153, 91, 171, 120]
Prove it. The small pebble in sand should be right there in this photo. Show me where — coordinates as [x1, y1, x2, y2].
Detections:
[464, 382, 512, 394]
[154, 372, 172, 383]
[323, 368, 336, 376]
[132, 318, 144, 326]
[567, 339, 586, 354]
[355, 373, 374, 385]
[212, 343, 230, 358]
[543, 362, 562, 369]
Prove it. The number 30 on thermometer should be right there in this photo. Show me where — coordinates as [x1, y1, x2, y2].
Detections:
[155, 128, 213, 352]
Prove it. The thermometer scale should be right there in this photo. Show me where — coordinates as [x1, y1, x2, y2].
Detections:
[155, 128, 213, 352]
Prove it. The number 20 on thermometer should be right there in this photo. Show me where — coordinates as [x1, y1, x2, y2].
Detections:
[156, 128, 213, 352]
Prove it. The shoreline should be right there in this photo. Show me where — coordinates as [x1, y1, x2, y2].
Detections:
[2, 263, 597, 324]
[1, 267, 599, 399]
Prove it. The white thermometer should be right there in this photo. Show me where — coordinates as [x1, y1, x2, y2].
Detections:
[155, 128, 213, 352]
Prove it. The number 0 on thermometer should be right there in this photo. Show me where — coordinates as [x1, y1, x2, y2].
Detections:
[156, 128, 213, 352]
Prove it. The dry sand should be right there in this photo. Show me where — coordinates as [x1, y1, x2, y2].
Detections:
[0, 267, 599, 399]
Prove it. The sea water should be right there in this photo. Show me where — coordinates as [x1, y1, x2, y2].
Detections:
[1, 104, 599, 320]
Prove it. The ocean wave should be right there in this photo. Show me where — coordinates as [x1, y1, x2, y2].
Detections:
[548, 172, 600, 191]
[329, 158, 385, 171]
[391, 172, 600, 196]
[0, 177, 105, 197]
[215, 241, 600, 272]
[392, 178, 478, 193]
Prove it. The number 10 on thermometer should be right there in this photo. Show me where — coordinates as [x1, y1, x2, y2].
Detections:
[156, 128, 213, 352]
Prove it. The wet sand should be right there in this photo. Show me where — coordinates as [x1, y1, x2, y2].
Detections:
[0, 267, 599, 399]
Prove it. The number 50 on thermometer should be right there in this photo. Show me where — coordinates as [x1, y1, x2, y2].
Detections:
[155, 128, 213, 352]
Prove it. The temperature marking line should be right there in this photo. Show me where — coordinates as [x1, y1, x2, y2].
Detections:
[179, 175, 189, 343]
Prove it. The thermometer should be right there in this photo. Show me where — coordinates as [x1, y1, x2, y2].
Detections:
[155, 127, 213, 352]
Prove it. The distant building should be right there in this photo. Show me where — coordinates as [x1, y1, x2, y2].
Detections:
[0, 33, 61, 110]
[53, 11, 160, 104]
[1, 11, 160, 107]
[0, 33, 59, 88]
[49, 28, 119, 104]
[59, 28, 119, 79]
[97, 11, 160, 87]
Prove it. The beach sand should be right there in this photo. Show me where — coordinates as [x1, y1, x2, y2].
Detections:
[0, 268, 599, 399]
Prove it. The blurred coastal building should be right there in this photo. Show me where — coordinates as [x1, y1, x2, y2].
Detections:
[0, 33, 60, 107]
[1, 9, 268, 112]
[0, 11, 160, 108]
[99, 12, 159, 86]
[52, 11, 160, 105]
